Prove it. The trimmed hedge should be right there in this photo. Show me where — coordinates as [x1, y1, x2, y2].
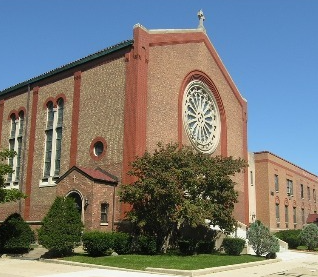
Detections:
[178, 240, 196, 255]
[0, 213, 35, 254]
[82, 231, 132, 256]
[274, 229, 301, 249]
[82, 231, 114, 256]
[137, 235, 157, 255]
[197, 240, 215, 254]
[221, 237, 245, 256]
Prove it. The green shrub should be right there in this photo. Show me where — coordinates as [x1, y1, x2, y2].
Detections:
[247, 220, 279, 256]
[112, 232, 132, 254]
[82, 231, 114, 256]
[178, 240, 196, 255]
[197, 240, 215, 254]
[137, 235, 157, 255]
[221, 237, 245, 256]
[299, 223, 318, 250]
[274, 229, 301, 249]
[38, 197, 83, 257]
[0, 213, 35, 254]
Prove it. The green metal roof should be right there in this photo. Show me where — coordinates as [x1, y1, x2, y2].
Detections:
[0, 39, 134, 96]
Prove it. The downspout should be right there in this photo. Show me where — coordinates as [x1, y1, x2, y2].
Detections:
[112, 184, 116, 232]
[19, 83, 31, 214]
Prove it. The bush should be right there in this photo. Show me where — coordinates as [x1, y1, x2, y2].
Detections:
[247, 220, 279, 256]
[82, 231, 114, 256]
[38, 197, 83, 257]
[197, 240, 215, 254]
[299, 223, 318, 250]
[178, 240, 196, 255]
[274, 229, 301, 249]
[112, 232, 132, 254]
[221, 237, 245, 256]
[0, 213, 35, 254]
[137, 235, 157, 255]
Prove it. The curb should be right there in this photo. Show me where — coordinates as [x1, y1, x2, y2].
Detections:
[146, 259, 281, 276]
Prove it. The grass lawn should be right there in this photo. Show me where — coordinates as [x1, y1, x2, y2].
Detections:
[63, 253, 265, 270]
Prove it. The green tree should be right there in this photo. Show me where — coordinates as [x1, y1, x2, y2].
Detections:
[38, 197, 83, 257]
[0, 149, 26, 203]
[247, 220, 279, 256]
[299, 223, 318, 250]
[120, 142, 247, 253]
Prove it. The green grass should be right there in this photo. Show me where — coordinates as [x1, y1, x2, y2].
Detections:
[63, 253, 264, 270]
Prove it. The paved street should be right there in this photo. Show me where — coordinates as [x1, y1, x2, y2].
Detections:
[0, 250, 317, 277]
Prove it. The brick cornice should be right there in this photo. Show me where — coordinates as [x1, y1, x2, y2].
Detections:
[255, 158, 318, 184]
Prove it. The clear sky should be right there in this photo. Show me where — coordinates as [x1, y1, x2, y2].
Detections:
[0, 0, 317, 175]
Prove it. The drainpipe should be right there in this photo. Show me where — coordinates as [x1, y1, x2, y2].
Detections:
[112, 184, 116, 232]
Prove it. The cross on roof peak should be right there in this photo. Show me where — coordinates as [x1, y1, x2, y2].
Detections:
[197, 9, 205, 30]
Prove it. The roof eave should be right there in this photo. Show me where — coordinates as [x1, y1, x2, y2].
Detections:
[0, 39, 134, 96]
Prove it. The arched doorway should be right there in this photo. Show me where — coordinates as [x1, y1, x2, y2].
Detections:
[66, 190, 84, 222]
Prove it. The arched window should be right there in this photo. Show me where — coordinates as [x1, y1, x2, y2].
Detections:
[42, 98, 64, 185]
[7, 111, 24, 186]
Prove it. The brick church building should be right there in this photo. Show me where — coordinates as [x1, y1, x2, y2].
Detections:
[0, 15, 249, 231]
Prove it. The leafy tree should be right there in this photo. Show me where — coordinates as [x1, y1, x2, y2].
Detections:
[247, 220, 279, 256]
[38, 197, 83, 257]
[120, 142, 247, 253]
[299, 223, 318, 250]
[0, 149, 26, 203]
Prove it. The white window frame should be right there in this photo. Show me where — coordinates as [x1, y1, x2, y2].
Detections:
[40, 99, 64, 187]
[6, 112, 24, 188]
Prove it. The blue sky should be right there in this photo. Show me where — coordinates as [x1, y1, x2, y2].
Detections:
[1, 0, 317, 175]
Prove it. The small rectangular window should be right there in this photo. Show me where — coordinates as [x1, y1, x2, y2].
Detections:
[301, 184, 304, 199]
[275, 174, 279, 192]
[101, 203, 109, 224]
[276, 203, 280, 222]
[308, 186, 310, 200]
[285, 205, 289, 224]
[302, 208, 305, 225]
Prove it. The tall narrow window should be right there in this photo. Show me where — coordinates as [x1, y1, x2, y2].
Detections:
[293, 207, 297, 227]
[250, 171, 253, 185]
[313, 189, 316, 203]
[54, 98, 64, 176]
[285, 205, 289, 228]
[100, 203, 109, 224]
[42, 98, 64, 185]
[275, 174, 279, 191]
[301, 184, 304, 199]
[307, 186, 310, 200]
[287, 179, 293, 196]
[7, 111, 24, 186]
[276, 203, 280, 228]
[301, 208, 305, 225]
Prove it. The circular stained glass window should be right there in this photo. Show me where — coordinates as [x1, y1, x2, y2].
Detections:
[182, 80, 221, 154]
